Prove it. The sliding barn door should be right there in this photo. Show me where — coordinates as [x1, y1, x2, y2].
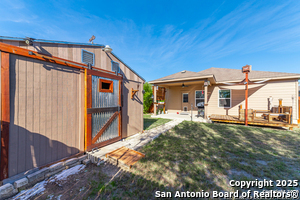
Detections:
[86, 69, 122, 151]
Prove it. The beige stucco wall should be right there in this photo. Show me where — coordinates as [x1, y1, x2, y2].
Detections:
[165, 79, 299, 124]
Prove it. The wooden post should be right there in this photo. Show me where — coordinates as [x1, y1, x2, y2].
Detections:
[153, 86, 157, 115]
[245, 72, 248, 126]
[1, 52, 10, 180]
[242, 65, 251, 126]
[204, 82, 208, 119]
[84, 69, 87, 151]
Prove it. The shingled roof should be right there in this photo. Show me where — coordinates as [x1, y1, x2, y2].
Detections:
[149, 67, 300, 83]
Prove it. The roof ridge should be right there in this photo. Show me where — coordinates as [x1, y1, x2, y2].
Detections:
[198, 67, 300, 74]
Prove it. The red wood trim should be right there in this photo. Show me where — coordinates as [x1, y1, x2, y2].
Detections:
[99, 79, 113, 93]
[119, 80, 122, 137]
[1, 52, 10, 180]
[86, 75, 92, 148]
[87, 69, 122, 80]
[87, 136, 122, 152]
[84, 69, 88, 151]
[91, 66, 119, 76]
[0, 42, 88, 70]
[92, 111, 119, 144]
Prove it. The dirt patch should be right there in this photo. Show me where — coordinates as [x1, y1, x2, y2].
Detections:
[16, 163, 125, 200]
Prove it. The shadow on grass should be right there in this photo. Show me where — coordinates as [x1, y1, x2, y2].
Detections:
[143, 116, 171, 130]
[144, 118, 160, 130]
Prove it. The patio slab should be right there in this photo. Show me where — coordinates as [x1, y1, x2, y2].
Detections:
[151, 113, 211, 123]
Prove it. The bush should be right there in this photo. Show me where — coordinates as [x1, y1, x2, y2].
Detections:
[143, 82, 153, 114]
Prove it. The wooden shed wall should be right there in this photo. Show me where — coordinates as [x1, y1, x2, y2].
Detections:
[8, 54, 84, 177]
[0, 40, 144, 140]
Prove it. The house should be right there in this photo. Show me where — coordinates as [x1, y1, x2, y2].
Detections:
[0, 36, 145, 180]
[149, 67, 300, 124]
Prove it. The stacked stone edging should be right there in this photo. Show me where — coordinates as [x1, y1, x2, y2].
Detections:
[0, 154, 89, 199]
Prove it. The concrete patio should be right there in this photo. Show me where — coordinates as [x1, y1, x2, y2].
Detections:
[151, 112, 211, 123]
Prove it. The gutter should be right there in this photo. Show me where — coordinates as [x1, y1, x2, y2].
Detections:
[149, 75, 215, 84]
[216, 76, 300, 84]
[0, 36, 105, 47]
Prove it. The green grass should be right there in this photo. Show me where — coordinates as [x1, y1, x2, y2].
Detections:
[94, 122, 300, 199]
[143, 114, 171, 130]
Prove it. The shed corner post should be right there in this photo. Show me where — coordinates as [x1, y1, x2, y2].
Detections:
[84, 68, 87, 151]
[0, 51, 10, 180]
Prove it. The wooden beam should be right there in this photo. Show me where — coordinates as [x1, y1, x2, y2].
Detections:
[87, 136, 121, 152]
[92, 111, 119, 144]
[1, 52, 10, 180]
[87, 69, 122, 80]
[131, 88, 139, 99]
[87, 106, 120, 114]
[0, 42, 87, 70]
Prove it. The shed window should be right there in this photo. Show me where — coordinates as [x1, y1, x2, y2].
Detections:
[82, 49, 94, 66]
[99, 79, 113, 93]
[111, 60, 120, 74]
[219, 89, 231, 108]
[183, 93, 188, 103]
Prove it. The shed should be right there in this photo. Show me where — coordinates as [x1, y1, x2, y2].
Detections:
[0, 36, 145, 180]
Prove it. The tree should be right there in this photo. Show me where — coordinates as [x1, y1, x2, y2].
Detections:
[143, 82, 153, 113]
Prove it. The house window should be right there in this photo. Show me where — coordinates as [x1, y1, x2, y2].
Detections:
[99, 79, 113, 93]
[82, 49, 95, 66]
[183, 93, 188, 103]
[219, 89, 231, 108]
[195, 90, 205, 107]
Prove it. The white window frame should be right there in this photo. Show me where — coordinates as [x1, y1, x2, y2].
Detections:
[195, 90, 205, 107]
[182, 93, 189, 103]
[218, 89, 231, 108]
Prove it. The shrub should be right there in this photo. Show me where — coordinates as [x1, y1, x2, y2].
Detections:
[143, 82, 153, 113]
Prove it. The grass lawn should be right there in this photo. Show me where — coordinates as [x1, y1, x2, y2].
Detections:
[143, 114, 172, 130]
[95, 121, 300, 199]
[35, 121, 300, 199]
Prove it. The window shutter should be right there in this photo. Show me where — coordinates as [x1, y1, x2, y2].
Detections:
[82, 49, 94, 65]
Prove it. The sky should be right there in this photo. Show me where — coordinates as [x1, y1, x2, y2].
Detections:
[1, 0, 300, 82]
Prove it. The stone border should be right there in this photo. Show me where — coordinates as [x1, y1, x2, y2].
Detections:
[0, 155, 90, 200]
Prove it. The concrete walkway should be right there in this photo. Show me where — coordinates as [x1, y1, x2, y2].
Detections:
[151, 113, 211, 123]
[87, 119, 184, 164]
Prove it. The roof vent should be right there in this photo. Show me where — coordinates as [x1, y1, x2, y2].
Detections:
[103, 45, 112, 53]
[181, 70, 186, 73]
[82, 49, 94, 66]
